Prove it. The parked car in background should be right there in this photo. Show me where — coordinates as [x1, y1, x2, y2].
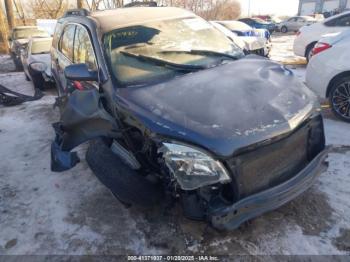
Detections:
[210, 21, 269, 56]
[50, 7, 328, 230]
[306, 30, 350, 122]
[20, 37, 53, 90]
[215, 21, 271, 56]
[36, 19, 57, 36]
[9, 26, 50, 70]
[238, 17, 276, 33]
[293, 11, 350, 61]
[277, 16, 316, 33]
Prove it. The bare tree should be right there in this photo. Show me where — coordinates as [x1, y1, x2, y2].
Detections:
[31, 0, 68, 19]
[0, 2, 9, 53]
[154, 0, 241, 20]
[4, 0, 15, 29]
[199, 0, 241, 20]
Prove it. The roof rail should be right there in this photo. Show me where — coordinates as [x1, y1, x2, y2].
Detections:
[123, 1, 157, 8]
[63, 8, 90, 17]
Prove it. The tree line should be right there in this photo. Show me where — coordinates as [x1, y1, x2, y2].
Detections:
[0, 0, 241, 53]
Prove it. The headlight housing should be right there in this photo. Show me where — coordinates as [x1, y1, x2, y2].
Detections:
[29, 62, 47, 72]
[159, 143, 231, 190]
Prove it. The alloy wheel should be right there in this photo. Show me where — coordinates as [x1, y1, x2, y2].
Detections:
[331, 81, 350, 121]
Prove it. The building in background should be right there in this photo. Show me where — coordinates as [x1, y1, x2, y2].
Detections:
[298, 0, 350, 15]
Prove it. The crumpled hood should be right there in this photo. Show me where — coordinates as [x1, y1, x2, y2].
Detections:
[239, 36, 266, 51]
[117, 55, 319, 157]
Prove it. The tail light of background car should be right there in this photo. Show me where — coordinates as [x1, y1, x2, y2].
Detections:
[312, 42, 332, 56]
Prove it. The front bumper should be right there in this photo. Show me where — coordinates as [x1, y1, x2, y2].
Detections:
[209, 146, 330, 230]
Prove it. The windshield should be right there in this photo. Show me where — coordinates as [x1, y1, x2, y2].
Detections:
[103, 17, 243, 86]
[14, 29, 49, 39]
[31, 39, 52, 54]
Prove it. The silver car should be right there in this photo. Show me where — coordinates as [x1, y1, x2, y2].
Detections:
[20, 37, 53, 90]
[278, 16, 316, 33]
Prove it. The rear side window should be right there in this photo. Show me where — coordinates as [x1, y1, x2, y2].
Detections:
[325, 14, 350, 27]
[335, 15, 350, 26]
[59, 24, 76, 60]
[73, 26, 97, 70]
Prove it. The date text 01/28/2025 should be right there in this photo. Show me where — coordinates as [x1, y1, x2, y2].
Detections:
[127, 255, 220, 261]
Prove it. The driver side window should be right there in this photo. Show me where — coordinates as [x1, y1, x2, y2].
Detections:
[73, 26, 97, 71]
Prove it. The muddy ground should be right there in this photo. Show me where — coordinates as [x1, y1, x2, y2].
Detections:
[0, 35, 350, 257]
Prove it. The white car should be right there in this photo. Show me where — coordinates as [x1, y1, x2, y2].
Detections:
[293, 11, 350, 61]
[211, 21, 270, 56]
[277, 16, 316, 33]
[306, 29, 350, 122]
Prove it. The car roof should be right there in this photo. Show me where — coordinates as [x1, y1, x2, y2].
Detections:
[214, 20, 252, 30]
[90, 7, 196, 32]
[30, 37, 53, 43]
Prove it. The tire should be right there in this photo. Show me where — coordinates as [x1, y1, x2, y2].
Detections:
[31, 73, 45, 90]
[305, 43, 315, 63]
[25, 73, 30, 81]
[86, 138, 163, 207]
[329, 77, 350, 123]
[13, 57, 23, 71]
[281, 26, 288, 33]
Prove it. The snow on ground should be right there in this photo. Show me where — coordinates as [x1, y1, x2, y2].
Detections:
[0, 35, 350, 256]
[269, 33, 307, 66]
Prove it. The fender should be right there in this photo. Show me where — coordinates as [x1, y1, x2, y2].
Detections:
[51, 88, 120, 172]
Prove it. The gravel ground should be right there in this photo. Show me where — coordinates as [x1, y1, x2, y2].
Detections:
[0, 35, 350, 257]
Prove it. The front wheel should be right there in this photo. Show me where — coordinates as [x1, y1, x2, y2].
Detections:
[329, 77, 350, 123]
[281, 26, 288, 33]
[31, 73, 45, 90]
[305, 43, 315, 63]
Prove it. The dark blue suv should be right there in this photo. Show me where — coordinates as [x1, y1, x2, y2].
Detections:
[50, 7, 327, 230]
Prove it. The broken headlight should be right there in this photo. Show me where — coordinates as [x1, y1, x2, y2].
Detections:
[159, 143, 231, 190]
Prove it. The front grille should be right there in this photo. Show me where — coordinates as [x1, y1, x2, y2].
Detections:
[226, 116, 324, 198]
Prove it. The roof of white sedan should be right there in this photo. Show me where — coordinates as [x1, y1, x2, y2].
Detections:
[90, 7, 196, 32]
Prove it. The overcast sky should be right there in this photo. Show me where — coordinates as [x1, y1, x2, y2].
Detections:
[238, 0, 300, 16]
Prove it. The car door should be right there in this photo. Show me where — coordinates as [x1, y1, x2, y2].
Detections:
[72, 25, 99, 90]
[288, 17, 298, 31]
[296, 17, 306, 30]
[56, 24, 76, 94]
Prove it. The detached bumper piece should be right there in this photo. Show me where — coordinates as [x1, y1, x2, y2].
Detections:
[51, 123, 80, 172]
[209, 147, 330, 230]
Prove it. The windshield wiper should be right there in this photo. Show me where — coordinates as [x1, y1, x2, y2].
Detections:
[120, 51, 206, 71]
[159, 49, 241, 61]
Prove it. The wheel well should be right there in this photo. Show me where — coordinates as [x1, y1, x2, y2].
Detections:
[326, 71, 350, 97]
[305, 41, 317, 57]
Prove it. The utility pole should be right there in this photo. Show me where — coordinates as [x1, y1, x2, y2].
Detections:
[4, 0, 15, 30]
[77, 0, 84, 8]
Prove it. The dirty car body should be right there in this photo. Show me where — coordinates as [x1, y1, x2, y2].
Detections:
[9, 26, 50, 70]
[50, 7, 327, 230]
[21, 37, 53, 90]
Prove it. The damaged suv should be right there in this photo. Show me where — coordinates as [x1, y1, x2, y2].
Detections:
[51, 7, 329, 230]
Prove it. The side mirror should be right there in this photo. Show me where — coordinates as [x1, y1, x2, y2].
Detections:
[64, 63, 98, 82]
